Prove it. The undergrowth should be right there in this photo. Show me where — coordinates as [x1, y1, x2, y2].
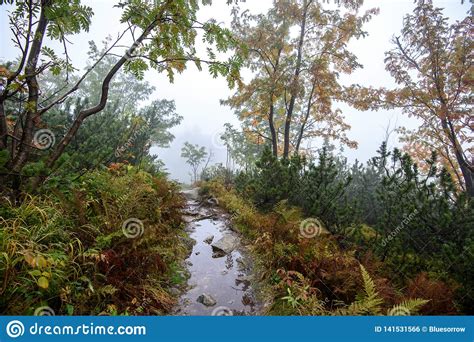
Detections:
[0, 165, 187, 315]
[202, 180, 458, 315]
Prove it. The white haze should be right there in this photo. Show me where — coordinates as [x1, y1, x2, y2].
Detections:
[0, 0, 469, 182]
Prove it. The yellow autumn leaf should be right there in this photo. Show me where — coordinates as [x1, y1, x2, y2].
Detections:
[35, 256, 48, 268]
[37, 276, 49, 289]
[24, 253, 36, 267]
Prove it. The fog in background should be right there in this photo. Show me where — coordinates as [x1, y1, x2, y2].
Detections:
[0, 0, 469, 182]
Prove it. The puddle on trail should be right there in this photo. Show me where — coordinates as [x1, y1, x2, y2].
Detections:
[175, 199, 258, 316]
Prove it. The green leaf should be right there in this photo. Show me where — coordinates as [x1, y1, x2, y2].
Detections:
[66, 304, 74, 315]
[37, 276, 49, 289]
[29, 270, 42, 277]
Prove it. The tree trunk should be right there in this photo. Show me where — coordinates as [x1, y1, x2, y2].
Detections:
[268, 99, 278, 157]
[440, 116, 473, 197]
[44, 8, 169, 172]
[0, 101, 7, 149]
[9, 3, 49, 172]
[268, 46, 283, 157]
[295, 78, 316, 153]
[0, 2, 33, 151]
[454, 148, 474, 197]
[283, 0, 308, 158]
[29, 1, 173, 188]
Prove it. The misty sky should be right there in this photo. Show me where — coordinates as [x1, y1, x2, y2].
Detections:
[0, 0, 470, 182]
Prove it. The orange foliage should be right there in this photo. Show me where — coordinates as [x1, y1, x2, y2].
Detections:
[407, 273, 459, 315]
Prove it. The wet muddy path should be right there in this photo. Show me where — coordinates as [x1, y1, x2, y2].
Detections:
[174, 189, 259, 316]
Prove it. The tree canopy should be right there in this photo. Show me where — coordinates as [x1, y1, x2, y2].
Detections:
[181, 141, 208, 183]
[224, 0, 378, 158]
[0, 0, 243, 195]
[346, 1, 473, 195]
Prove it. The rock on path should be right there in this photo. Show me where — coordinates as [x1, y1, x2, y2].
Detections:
[203, 235, 214, 244]
[211, 234, 239, 257]
[196, 293, 217, 307]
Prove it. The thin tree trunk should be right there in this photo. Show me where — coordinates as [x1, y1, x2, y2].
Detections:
[268, 46, 283, 157]
[0, 102, 7, 149]
[45, 6, 170, 171]
[268, 99, 278, 156]
[451, 138, 474, 197]
[0, 2, 33, 151]
[283, 0, 309, 158]
[440, 111, 473, 197]
[11, 110, 24, 161]
[27, 1, 173, 189]
[9, 3, 49, 172]
[295, 78, 316, 153]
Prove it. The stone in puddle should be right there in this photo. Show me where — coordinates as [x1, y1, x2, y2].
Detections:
[181, 188, 199, 201]
[203, 235, 214, 244]
[211, 234, 239, 257]
[196, 293, 216, 307]
[236, 257, 247, 270]
[237, 274, 253, 282]
[212, 250, 226, 258]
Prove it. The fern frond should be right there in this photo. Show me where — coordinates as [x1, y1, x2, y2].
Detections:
[334, 302, 368, 316]
[274, 200, 301, 223]
[360, 265, 383, 313]
[388, 299, 429, 316]
[328, 266, 429, 316]
[360, 264, 377, 299]
[331, 265, 384, 315]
